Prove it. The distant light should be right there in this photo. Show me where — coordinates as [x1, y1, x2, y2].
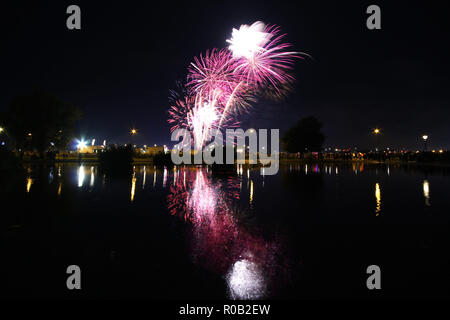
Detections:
[103, 140, 106, 146]
[439, 149, 444, 153]
[28, 133, 32, 136]
[422, 135, 428, 141]
[77, 140, 87, 150]
[0, 127, 3, 133]
[154, 144, 157, 147]
[91, 139, 95, 146]
[373, 128, 380, 134]
[131, 129, 137, 135]
[1, 141, 5, 146]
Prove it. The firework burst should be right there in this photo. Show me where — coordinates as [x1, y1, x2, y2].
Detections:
[168, 21, 304, 148]
[187, 49, 237, 103]
[228, 22, 302, 89]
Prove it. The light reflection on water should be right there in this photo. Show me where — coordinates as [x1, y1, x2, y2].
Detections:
[227, 258, 266, 300]
[77, 165, 85, 188]
[19, 162, 448, 299]
[375, 182, 381, 215]
[142, 165, 146, 189]
[25, 163, 439, 221]
[166, 167, 279, 299]
[130, 171, 136, 202]
[26, 177, 33, 193]
[90, 166, 95, 188]
[423, 180, 431, 206]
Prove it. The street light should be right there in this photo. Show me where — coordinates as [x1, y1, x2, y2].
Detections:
[130, 129, 138, 148]
[422, 134, 429, 151]
[372, 128, 381, 154]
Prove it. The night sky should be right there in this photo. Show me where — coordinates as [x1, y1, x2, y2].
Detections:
[2, 1, 449, 150]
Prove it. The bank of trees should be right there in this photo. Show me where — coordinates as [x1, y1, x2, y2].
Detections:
[1, 91, 81, 156]
[282, 116, 325, 153]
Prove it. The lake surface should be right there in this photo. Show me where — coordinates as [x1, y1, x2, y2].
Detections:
[1, 162, 450, 299]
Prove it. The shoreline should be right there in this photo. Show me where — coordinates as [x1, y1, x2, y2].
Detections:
[15, 158, 450, 168]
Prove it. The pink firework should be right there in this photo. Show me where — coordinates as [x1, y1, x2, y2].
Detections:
[168, 96, 193, 133]
[187, 49, 252, 114]
[168, 21, 304, 141]
[187, 49, 237, 103]
[227, 22, 303, 90]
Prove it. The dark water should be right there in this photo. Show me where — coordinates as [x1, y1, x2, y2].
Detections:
[1, 163, 450, 299]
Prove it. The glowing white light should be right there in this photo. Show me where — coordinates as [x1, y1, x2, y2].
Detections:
[77, 140, 87, 150]
[226, 21, 270, 59]
[191, 101, 219, 149]
[226, 259, 266, 300]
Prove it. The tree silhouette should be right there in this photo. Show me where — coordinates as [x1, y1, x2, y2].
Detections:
[4, 91, 81, 155]
[282, 116, 325, 152]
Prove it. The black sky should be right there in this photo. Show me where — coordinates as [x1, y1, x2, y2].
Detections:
[1, 1, 449, 150]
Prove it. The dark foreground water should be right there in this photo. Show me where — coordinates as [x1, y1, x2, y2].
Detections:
[1, 162, 450, 299]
